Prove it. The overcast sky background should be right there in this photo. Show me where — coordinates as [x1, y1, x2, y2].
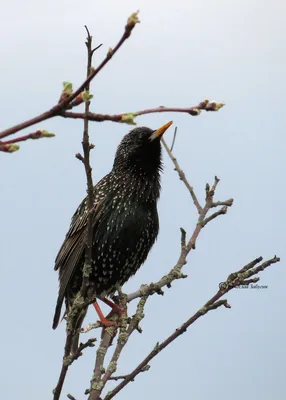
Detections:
[1, 1, 285, 399]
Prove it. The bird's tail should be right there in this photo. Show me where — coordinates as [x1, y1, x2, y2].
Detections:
[71, 309, 87, 355]
[52, 297, 64, 330]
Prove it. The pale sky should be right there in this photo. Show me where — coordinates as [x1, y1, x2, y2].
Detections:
[1, 1, 285, 399]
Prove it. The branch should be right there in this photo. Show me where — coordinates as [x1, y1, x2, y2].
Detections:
[108, 365, 150, 381]
[0, 130, 55, 152]
[81, 321, 102, 333]
[88, 325, 118, 398]
[0, 11, 139, 140]
[161, 131, 202, 213]
[53, 26, 105, 400]
[66, 338, 97, 365]
[202, 205, 228, 226]
[103, 256, 280, 400]
[61, 99, 225, 125]
[87, 294, 129, 400]
[170, 126, 177, 151]
[80, 25, 95, 295]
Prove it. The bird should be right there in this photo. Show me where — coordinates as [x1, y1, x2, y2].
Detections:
[52, 121, 173, 349]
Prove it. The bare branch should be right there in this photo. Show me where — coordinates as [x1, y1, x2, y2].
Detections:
[80, 23, 95, 296]
[211, 199, 234, 208]
[66, 338, 97, 365]
[161, 134, 203, 213]
[108, 365, 151, 381]
[219, 256, 280, 292]
[170, 126, 177, 151]
[104, 300, 229, 400]
[82, 321, 102, 333]
[88, 295, 146, 400]
[88, 326, 118, 399]
[202, 205, 228, 227]
[103, 256, 279, 400]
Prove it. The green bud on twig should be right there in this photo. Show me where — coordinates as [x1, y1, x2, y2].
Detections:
[59, 81, 73, 103]
[71, 91, 93, 107]
[120, 113, 136, 125]
[82, 91, 93, 102]
[39, 130, 55, 138]
[107, 48, 113, 58]
[127, 11, 140, 27]
[192, 108, 201, 116]
[0, 144, 20, 153]
[208, 101, 225, 111]
[62, 82, 73, 95]
[198, 99, 209, 108]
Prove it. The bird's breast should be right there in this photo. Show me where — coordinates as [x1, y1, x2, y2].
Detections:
[90, 199, 159, 295]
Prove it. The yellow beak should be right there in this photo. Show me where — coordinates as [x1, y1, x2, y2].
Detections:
[149, 121, 173, 141]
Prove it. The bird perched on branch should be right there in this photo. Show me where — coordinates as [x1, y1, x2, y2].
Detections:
[52, 121, 173, 347]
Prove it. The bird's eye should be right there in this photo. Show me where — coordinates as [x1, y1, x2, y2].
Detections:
[133, 134, 143, 144]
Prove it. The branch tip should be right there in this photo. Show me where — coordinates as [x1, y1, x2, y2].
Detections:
[127, 10, 140, 27]
[0, 143, 20, 153]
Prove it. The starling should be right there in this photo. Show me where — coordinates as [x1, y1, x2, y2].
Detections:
[52, 121, 173, 339]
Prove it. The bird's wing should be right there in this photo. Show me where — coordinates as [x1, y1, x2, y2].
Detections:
[54, 196, 88, 272]
[52, 197, 88, 329]
[53, 177, 110, 329]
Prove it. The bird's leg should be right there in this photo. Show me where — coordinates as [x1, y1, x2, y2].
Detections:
[93, 300, 116, 327]
[101, 297, 122, 315]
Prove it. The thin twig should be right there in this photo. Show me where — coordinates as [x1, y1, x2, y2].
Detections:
[211, 199, 234, 208]
[202, 205, 228, 227]
[170, 126, 177, 151]
[220, 256, 280, 292]
[61, 100, 225, 125]
[0, 130, 55, 145]
[82, 321, 101, 333]
[161, 136, 203, 213]
[108, 365, 150, 381]
[67, 338, 97, 364]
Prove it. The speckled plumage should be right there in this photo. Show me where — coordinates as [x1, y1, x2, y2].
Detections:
[52, 124, 171, 330]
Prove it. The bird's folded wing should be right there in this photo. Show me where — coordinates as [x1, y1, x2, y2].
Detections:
[52, 192, 105, 328]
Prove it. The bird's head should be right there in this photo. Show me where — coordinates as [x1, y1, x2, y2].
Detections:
[113, 121, 173, 177]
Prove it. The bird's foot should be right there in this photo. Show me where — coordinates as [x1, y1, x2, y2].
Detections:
[93, 300, 118, 327]
[101, 297, 122, 315]
[99, 316, 117, 327]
